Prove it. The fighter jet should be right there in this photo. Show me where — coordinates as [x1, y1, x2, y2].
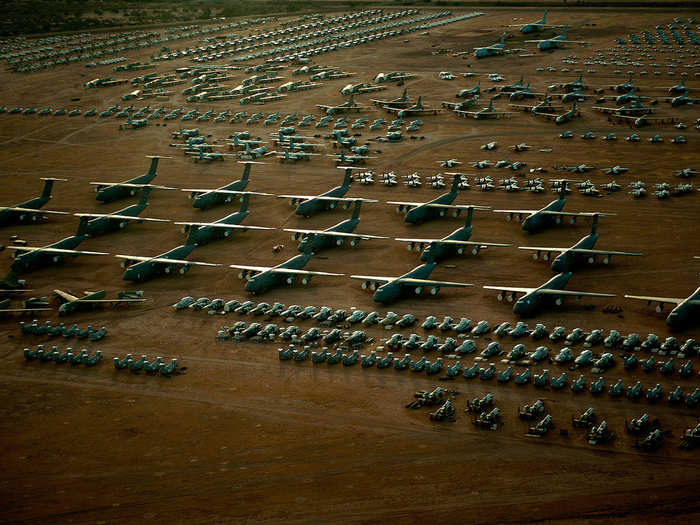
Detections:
[387, 174, 485, 224]
[91, 156, 169, 203]
[494, 181, 613, 233]
[0, 178, 68, 227]
[279, 167, 360, 217]
[484, 272, 616, 316]
[117, 227, 220, 282]
[351, 262, 473, 304]
[625, 285, 700, 328]
[394, 207, 511, 262]
[284, 199, 386, 253]
[8, 217, 108, 274]
[518, 214, 643, 272]
[230, 250, 344, 294]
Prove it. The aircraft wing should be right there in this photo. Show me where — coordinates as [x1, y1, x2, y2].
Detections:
[3, 207, 69, 215]
[175, 222, 275, 231]
[89, 183, 175, 190]
[68, 298, 147, 304]
[284, 229, 387, 240]
[350, 275, 397, 284]
[54, 289, 80, 302]
[483, 285, 536, 294]
[493, 209, 539, 214]
[387, 202, 490, 211]
[396, 238, 511, 248]
[181, 189, 273, 196]
[396, 278, 473, 288]
[229, 264, 344, 277]
[564, 248, 643, 257]
[539, 211, 615, 218]
[115, 255, 220, 267]
[623, 294, 684, 305]
[75, 213, 170, 223]
[537, 289, 616, 298]
[0, 307, 53, 313]
[8, 246, 109, 256]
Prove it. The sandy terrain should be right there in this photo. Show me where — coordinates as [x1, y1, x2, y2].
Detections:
[0, 7, 699, 524]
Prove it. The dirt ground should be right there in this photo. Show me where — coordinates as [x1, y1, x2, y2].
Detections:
[1, 7, 699, 524]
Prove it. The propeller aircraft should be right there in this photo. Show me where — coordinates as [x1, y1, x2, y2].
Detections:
[54, 289, 146, 315]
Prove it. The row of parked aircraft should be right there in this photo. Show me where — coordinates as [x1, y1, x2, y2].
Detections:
[2, 160, 697, 326]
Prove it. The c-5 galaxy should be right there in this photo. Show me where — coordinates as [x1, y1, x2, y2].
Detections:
[230, 250, 345, 294]
[182, 161, 264, 210]
[75, 187, 170, 236]
[484, 272, 616, 316]
[284, 199, 386, 253]
[116, 227, 220, 282]
[518, 214, 643, 271]
[91, 156, 170, 203]
[8, 217, 108, 273]
[388, 174, 487, 224]
[625, 285, 700, 328]
[507, 10, 566, 34]
[351, 262, 473, 304]
[279, 167, 361, 217]
[175, 194, 275, 246]
[54, 289, 146, 315]
[474, 33, 507, 58]
[494, 180, 613, 233]
[394, 207, 511, 262]
[0, 178, 68, 227]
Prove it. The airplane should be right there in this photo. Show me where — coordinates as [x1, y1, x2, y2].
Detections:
[474, 33, 507, 58]
[551, 102, 580, 125]
[509, 85, 544, 101]
[494, 181, 613, 233]
[625, 286, 700, 328]
[284, 199, 386, 253]
[602, 166, 628, 176]
[554, 88, 596, 104]
[440, 159, 461, 168]
[175, 195, 275, 246]
[238, 142, 268, 160]
[116, 227, 220, 282]
[351, 262, 473, 304]
[75, 187, 169, 236]
[230, 249, 345, 294]
[395, 206, 511, 262]
[0, 178, 68, 227]
[328, 151, 376, 165]
[316, 94, 371, 116]
[384, 96, 441, 118]
[668, 78, 689, 96]
[182, 162, 264, 210]
[562, 73, 587, 92]
[484, 272, 616, 316]
[371, 89, 414, 108]
[92, 156, 169, 203]
[387, 174, 483, 224]
[278, 167, 360, 218]
[8, 217, 109, 274]
[611, 74, 637, 94]
[189, 150, 237, 163]
[457, 82, 480, 98]
[54, 289, 146, 315]
[518, 214, 643, 272]
[458, 99, 511, 120]
[274, 149, 321, 162]
[508, 10, 566, 34]
[525, 28, 588, 51]
[500, 76, 526, 93]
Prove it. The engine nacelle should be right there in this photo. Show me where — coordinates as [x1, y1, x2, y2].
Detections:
[301, 275, 312, 285]
[507, 292, 515, 303]
[655, 303, 664, 313]
[349, 239, 359, 247]
[471, 246, 481, 256]
[569, 216, 577, 224]
[238, 269, 249, 279]
[533, 251, 540, 260]
[430, 286, 440, 295]
[414, 286, 423, 295]
[602, 255, 611, 264]
[179, 265, 189, 275]
[291, 232, 301, 240]
[543, 251, 551, 261]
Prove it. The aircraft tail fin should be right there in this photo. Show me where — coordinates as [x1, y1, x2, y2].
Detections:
[351, 199, 362, 220]
[342, 168, 353, 188]
[241, 162, 251, 182]
[76, 216, 90, 237]
[464, 206, 474, 227]
[41, 179, 55, 199]
[543, 10, 547, 23]
[591, 213, 599, 234]
[500, 32, 506, 45]
[451, 173, 462, 193]
[400, 87, 407, 100]
[239, 193, 250, 213]
[147, 157, 159, 175]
